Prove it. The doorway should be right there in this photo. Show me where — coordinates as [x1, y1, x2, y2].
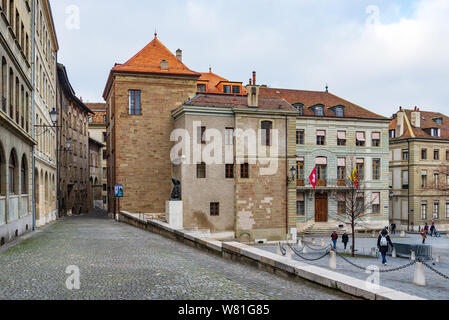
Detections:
[315, 192, 328, 222]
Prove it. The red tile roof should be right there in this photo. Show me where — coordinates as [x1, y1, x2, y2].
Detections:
[185, 94, 294, 111]
[259, 87, 388, 120]
[390, 109, 449, 140]
[112, 36, 200, 77]
[85, 103, 106, 111]
[197, 70, 247, 95]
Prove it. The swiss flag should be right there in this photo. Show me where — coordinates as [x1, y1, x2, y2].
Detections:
[309, 167, 317, 190]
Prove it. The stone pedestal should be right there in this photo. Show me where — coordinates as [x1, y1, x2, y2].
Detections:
[166, 201, 183, 229]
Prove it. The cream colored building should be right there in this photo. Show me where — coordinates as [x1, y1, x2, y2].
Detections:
[0, 0, 35, 245]
[389, 107, 449, 231]
[33, 0, 58, 226]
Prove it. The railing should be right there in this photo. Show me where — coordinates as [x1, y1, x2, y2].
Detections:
[296, 179, 351, 189]
[388, 243, 433, 260]
[0, 196, 5, 225]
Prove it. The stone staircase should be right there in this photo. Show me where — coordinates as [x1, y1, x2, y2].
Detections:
[299, 222, 349, 237]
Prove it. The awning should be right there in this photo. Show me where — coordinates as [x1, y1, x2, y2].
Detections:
[297, 193, 304, 201]
[356, 158, 364, 164]
[315, 157, 327, 165]
[338, 158, 346, 167]
[372, 192, 380, 205]
[337, 131, 346, 140]
[316, 130, 326, 136]
[356, 132, 366, 141]
[372, 132, 380, 140]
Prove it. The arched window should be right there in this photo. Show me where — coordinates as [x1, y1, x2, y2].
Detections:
[9, 150, 17, 194]
[1, 57, 6, 112]
[261, 121, 273, 146]
[313, 105, 324, 116]
[293, 103, 304, 115]
[21, 155, 27, 194]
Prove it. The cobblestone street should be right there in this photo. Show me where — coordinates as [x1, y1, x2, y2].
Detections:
[0, 211, 351, 300]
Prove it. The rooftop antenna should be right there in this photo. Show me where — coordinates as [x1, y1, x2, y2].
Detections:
[325, 83, 329, 93]
[154, 29, 157, 38]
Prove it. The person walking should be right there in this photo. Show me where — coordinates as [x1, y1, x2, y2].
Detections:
[342, 232, 349, 250]
[420, 230, 427, 244]
[424, 223, 429, 236]
[331, 231, 338, 250]
[430, 223, 435, 237]
[391, 223, 396, 235]
[377, 228, 394, 266]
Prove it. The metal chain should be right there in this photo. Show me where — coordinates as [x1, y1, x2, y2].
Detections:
[278, 242, 286, 256]
[305, 243, 332, 251]
[287, 243, 331, 261]
[422, 261, 449, 280]
[337, 253, 417, 273]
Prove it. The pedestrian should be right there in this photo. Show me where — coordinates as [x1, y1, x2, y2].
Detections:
[391, 223, 396, 235]
[331, 230, 338, 250]
[377, 228, 394, 266]
[342, 232, 349, 250]
[424, 223, 429, 235]
[420, 230, 427, 244]
[430, 223, 435, 237]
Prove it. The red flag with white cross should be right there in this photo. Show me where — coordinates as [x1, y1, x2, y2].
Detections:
[309, 166, 317, 190]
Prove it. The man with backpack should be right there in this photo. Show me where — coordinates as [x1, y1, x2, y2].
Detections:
[377, 228, 394, 266]
[331, 231, 338, 250]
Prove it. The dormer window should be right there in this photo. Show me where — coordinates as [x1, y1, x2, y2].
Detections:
[433, 117, 443, 125]
[334, 106, 344, 117]
[232, 85, 241, 94]
[223, 85, 231, 94]
[197, 84, 206, 92]
[389, 130, 396, 138]
[431, 128, 441, 137]
[293, 103, 304, 115]
[313, 105, 324, 116]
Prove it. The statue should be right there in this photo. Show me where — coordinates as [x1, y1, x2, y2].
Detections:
[170, 178, 181, 201]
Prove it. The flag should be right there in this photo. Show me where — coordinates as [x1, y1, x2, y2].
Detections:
[350, 167, 360, 190]
[309, 167, 317, 190]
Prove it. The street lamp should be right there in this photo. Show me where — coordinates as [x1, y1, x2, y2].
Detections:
[49, 108, 58, 125]
[287, 166, 297, 185]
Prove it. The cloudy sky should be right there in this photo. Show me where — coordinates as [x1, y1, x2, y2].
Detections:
[49, 0, 449, 117]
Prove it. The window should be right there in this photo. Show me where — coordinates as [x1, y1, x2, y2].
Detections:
[421, 201, 427, 220]
[297, 193, 305, 216]
[389, 130, 396, 139]
[103, 184, 106, 191]
[421, 149, 427, 160]
[129, 90, 141, 115]
[197, 126, 206, 144]
[103, 115, 107, 123]
[296, 130, 304, 145]
[316, 130, 326, 145]
[314, 106, 324, 116]
[225, 164, 234, 179]
[197, 84, 206, 92]
[337, 193, 346, 215]
[210, 203, 219, 216]
[402, 150, 409, 161]
[356, 132, 366, 147]
[223, 85, 231, 94]
[9, 151, 16, 194]
[421, 170, 427, 188]
[241, 163, 249, 179]
[293, 103, 304, 115]
[371, 192, 380, 214]
[316, 164, 327, 181]
[433, 201, 440, 219]
[434, 171, 439, 188]
[446, 150, 449, 161]
[296, 158, 305, 182]
[372, 132, 381, 147]
[103, 132, 107, 143]
[196, 163, 206, 179]
[335, 107, 344, 117]
[337, 158, 346, 180]
[21, 157, 27, 194]
[431, 128, 440, 137]
[434, 149, 439, 160]
[402, 170, 409, 189]
[433, 117, 442, 125]
[88, 115, 92, 123]
[225, 128, 234, 145]
[373, 159, 380, 180]
[337, 131, 346, 146]
[261, 121, 272, 146]
[232, 86, 240, 94]
[356, 159, 365, 181]
[356, 193, 365, 213]
[446, 202, 449, 219]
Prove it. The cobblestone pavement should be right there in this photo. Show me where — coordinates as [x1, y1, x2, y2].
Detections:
[0, 211, 351, 300]
[258, 236, 449, 300]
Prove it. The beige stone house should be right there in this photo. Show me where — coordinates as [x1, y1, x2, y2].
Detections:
[389, 107, 449, 231]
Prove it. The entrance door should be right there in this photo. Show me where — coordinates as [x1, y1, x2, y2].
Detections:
[315, 192, 328, 222]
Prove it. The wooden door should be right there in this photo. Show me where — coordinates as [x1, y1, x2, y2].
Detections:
[315, 192, 328, 222]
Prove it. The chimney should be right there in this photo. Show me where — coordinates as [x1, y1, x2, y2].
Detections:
[396, 107, 405, 137]
[411, 106, 421, 128]
[160, 59, 168, 70]
[246, 71, 260, 108]
[176, 49, 182, 62]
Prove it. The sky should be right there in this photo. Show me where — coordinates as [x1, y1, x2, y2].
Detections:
[48, 0, 449, 117]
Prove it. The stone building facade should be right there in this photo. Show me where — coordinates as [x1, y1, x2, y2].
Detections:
[389, 107, 449, 231]
[56, 63, 93, 216]
[86, 102, 107, 210]
[0, 0, 35, 245]
[33, 0, 58, 227]
[88, 137, 103, 211]
[260, 88, 391, 233]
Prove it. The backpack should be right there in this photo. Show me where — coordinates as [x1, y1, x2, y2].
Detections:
[380, 235, 388, 246]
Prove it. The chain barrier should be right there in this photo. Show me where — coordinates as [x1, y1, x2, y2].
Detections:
[304, 243, 332, 251]
[422, 261, 449, 280]
[278, 242, 286, 256]
[337, 253, 417, 273]
[287, 242, 331, 261]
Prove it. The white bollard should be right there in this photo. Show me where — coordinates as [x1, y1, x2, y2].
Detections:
[436, 256, 440, 263]
[312, 238, 316, 245]
[329, 250, 337, 270]
[411, 251, 416, 261]
[413, 262, 426, 286]
[392, 249, 397, 258]
[286, 247, 292, 260]
[371, 247, 377, 257]
[303, 246, 308, 254]
[321, 239, 325, 247]
[276, 246, 282, 256]
[297, 239, 302, 247]
[372, 231, 376, 238]
[401, 231, 405, 238]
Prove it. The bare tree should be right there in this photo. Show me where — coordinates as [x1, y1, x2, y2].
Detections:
[328, 178, 377, 257]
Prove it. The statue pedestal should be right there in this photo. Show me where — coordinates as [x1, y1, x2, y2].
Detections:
[166, 201, 183, 229]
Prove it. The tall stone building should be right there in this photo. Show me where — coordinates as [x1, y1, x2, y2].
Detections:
[88, 137, 104, 211]
[33, 0, 58, 226]
[86, 102, 107, 210]
[103, 35, 200, 216]
[56, 63, 93, 216]
[0, 0, 35, 245]
[389, 107, 449, 231]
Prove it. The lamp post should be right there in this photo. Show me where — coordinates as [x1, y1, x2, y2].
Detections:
[287, 166, 297, 186]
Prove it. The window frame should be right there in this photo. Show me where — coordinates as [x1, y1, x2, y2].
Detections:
[210, 202, 220, 216]
[128, 90, 141, 115]
[240, 163, 249, 179]
[196, 162, 206, 179]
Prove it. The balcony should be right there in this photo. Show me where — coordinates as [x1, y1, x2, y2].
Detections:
[297, 179, 351, 190]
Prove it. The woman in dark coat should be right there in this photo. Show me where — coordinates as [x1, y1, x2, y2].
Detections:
[377, 228, 394, 266]
[342, 232, 349, 250]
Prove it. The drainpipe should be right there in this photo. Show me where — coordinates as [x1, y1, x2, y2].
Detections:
[31, 0, 36, 231]
[286, 115, 289, 237]
[407, 138, 411, 231]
